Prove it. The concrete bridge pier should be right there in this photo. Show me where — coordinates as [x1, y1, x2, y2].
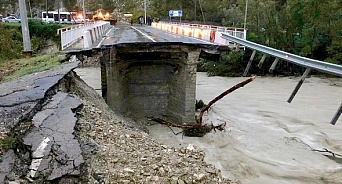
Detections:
[100, 43, 201, 125]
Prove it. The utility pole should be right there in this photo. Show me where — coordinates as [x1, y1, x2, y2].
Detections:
[198, 0, 205, 23]
[58, 0, 61, 23]
[144, 0, 147, 24]
[82, 0, 86, 24]
[46, 0, 48, 22]
[244, 0, 248, 30]
[28, 0, 32, 18]
[194, 0, 196, 21]
[18, 0, 32, 57]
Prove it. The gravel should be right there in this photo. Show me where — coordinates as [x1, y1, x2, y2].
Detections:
[72, 73, 235, 183]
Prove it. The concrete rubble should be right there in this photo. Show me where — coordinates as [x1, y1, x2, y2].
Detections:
[0, 59, 234, 183]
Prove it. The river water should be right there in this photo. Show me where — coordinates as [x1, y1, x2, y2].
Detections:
[75, 68, 342, 184]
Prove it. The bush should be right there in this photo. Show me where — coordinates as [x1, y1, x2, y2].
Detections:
[28, 20, 63, 50]
[0, 21, 62, 61]
[0, 25, 23, 60]
[197, 51, 246, 77]
[326, 37, 342, 65]
[31, 36, 45, 52]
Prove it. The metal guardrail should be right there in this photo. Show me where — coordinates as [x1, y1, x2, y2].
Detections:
[60, 21, 110, 50]
[152, 22, 246, 45]
[221, 33, 342, 77]
[163, 21, 245, 32]
[221, 33, 342, 125]
[56, 22, 95, 35]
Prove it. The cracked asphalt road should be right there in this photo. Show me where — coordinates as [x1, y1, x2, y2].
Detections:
[0, 62, 79, 127]
[23, 92, 84, 180]
[0, 62, 80, 183]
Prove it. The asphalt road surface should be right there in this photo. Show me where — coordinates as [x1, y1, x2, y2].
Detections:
[99, 22, 213, 46]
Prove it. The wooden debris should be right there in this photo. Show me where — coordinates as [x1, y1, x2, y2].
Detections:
[198, 76, 256, 125]
[150, 76, 256, 137]
[312, 148, 342, 157]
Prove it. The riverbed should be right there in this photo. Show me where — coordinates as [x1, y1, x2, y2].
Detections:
[75, 68, 342, 184]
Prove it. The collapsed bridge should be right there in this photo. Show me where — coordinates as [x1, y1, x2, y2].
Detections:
[71, 42, 228, 125]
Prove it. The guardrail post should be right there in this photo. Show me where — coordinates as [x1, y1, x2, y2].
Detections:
[98, 26, 102, 38]
[269, 57, 279, 73]
[243, 29, 247, 40]
[235, 44, 240, 51]
[258, 54, 267, 68]
[83, 30, 92, 48]
[96, 27, 101, 39]
[220, 33, 342, 124]
[243, 50, 256, 77]
[287, 68, 311, 103]
[331, 103, 342, 125]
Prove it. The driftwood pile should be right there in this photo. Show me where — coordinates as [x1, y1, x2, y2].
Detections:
[150, 76, 256, 137]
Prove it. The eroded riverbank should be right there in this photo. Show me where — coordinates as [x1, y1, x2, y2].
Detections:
[76, 67, 342, 184]
[0, 64, 231, 183]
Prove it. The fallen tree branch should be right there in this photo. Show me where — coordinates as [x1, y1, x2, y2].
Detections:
[312, 148, 342, 157]
[149, 117, 189, 135]
[198, 76, 256, 125]
[149, 117, 226, 137]
[149, 76, 256, 137]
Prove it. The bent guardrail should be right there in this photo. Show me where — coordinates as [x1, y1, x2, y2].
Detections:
[221, 33, 342, 125]
[221, 33, 342, 77]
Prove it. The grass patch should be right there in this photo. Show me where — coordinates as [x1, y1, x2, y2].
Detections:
[0, 136, 18, 152]
[0, 22, 21, 28]
[0, 54, 68, 83]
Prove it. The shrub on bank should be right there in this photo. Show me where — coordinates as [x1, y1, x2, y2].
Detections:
[0, 20, 62, 61]
[28, 20, 62, 50]
[0, 25, 23, 60]
[197, 50, 307, 77]
[197, 51, 247, 77]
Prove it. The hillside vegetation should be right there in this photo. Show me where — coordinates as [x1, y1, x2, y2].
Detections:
[0, 20, 63, 81]
[0, 0, 340, 76]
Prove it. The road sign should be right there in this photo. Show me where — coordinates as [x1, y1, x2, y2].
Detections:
[169, 10, 182, 17]
[169, 10, 173, 17]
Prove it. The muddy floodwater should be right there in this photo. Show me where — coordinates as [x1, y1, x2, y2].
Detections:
[76, 68, 342, 184]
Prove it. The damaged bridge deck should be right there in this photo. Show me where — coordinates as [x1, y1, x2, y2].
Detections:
[68, 42, 228, 125]
[64, 22, 230, 125]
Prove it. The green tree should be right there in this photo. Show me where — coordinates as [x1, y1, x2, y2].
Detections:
[62, 0, 78, 11]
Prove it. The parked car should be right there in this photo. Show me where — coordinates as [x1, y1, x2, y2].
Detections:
[2, 16, 21, 23]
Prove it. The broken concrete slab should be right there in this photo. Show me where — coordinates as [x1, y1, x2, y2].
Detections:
[0, 150, 16, 183]
[0, 60, 86, 183]
[23, 92, 84, 181]
[0, 62, 79, 128]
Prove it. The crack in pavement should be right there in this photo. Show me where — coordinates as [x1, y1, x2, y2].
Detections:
[0, 88, 26, 98]
[0, 62, 82, 183]
[0, 75, 64, 107]
[23, 92, 84, 181]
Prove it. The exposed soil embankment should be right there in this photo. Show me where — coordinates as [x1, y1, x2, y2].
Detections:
[0, 61, 233, 183]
